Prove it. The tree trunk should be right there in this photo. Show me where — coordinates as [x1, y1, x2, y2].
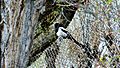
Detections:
[0, 0, 44, 68]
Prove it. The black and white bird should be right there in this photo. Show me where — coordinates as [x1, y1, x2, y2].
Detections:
[55, 23, 71, 40]
[54, 23, 95, 59]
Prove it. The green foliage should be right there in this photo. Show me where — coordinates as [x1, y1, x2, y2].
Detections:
[114, 18, 120, 22]
[100, 55, 120, 66]
[106, 0, 112, 4]
[100, 57, 106, 63]
[56, 0, 61, 3]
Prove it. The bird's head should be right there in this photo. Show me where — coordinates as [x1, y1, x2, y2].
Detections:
[54, 23, 63, 33]
[55, 23, 59, 33]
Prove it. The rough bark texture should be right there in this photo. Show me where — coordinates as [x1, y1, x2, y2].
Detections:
[1, 0, 44, 68]
[0, 0, 120, 68]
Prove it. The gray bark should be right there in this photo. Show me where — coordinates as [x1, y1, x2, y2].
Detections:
[18, 0, 33, 67]
[0, 0, 45, 68]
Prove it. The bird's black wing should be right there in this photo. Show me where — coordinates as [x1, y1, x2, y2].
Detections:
[61, 29, 68, 33]
[61, 29, 73, 40]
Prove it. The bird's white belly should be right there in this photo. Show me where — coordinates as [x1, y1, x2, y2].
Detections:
[57, 29, 67, 37]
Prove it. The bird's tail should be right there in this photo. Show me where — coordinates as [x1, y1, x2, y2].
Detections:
[66, 32, 83, 46]
[66, 32, 73, 40]
[67, 33, 95, 59]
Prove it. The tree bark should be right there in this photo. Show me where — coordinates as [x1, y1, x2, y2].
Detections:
[0, 0, 44, 68]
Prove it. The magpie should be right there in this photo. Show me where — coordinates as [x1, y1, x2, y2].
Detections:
[55, 23, 71, 40]
[54, 23, 94, 59]
[54, 23, 85, 46]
